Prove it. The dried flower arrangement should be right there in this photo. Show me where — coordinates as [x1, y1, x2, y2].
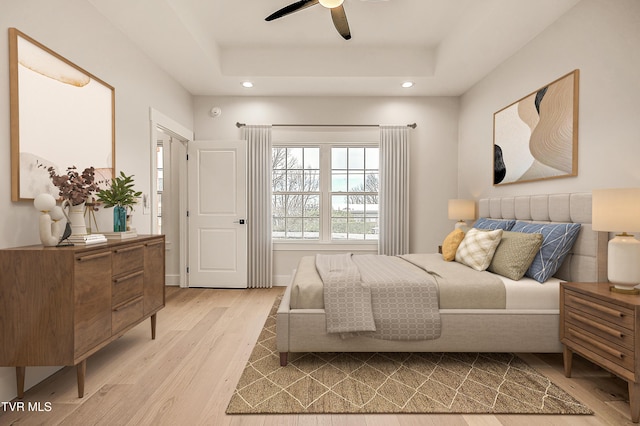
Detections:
[41, 165, 100, 206]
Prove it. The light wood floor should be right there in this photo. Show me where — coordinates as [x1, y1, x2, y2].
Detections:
[0, 286, 635, 425]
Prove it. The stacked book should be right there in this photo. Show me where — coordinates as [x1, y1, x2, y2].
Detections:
[103, 229, 138, 240]
[67, 233, 108, 245]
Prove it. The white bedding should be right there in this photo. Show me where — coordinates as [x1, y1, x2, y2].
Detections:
[290, 254, 560, 312]
[502, 276, 560, 310]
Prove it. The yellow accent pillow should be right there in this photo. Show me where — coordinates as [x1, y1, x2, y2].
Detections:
[442, 229, 465, 261]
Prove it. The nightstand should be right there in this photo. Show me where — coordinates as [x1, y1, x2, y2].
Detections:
[560, 282, 640, 423]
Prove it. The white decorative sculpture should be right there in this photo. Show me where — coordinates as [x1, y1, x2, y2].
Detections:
[34, 194, 67, 246]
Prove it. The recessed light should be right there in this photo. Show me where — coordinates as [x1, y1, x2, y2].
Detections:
[401, 81, 414, 88]
[242, 81, 254, 88]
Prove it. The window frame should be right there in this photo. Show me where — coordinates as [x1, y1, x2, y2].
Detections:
[272, 140, 379, 251]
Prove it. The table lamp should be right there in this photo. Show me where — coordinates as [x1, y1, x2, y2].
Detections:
[448, 199, 475, 231]
[592, 188, 640, 294]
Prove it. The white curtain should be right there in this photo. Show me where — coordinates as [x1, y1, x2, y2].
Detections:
[379, 125, 410, 255]
[242, 125, 273, 288]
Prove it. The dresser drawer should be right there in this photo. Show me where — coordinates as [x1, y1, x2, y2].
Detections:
[112, 244, 144, 276]
[565, 289, 634, 329]
[112, 270, 144, 307]
[112, 297, 144, 334]
[565, 324, 634, 372]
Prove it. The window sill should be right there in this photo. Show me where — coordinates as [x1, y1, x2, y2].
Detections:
[273, 241, 379, 252]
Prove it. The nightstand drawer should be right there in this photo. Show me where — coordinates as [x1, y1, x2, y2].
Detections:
[565, 289, 635, 329]
[565, 306, 634, 350]
[565, 325, 634, 371]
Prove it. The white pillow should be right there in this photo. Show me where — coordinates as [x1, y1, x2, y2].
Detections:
[455, 228, 503, 271]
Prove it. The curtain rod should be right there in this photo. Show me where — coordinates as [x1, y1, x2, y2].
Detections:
[236, 122, 417, 129]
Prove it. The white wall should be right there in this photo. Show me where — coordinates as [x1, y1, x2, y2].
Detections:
[458, 0, 640, 199]
[193, 96, 461, 279]
[0, 0, 193, 402]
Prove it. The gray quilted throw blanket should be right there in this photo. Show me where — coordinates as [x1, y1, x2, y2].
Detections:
[317, 253, 441, 341]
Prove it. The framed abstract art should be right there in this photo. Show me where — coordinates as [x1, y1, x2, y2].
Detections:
[9, 28, 115, 201]
[493, 70, 579, 185]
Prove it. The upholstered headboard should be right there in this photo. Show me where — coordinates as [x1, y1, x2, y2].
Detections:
[478, 193, 608, 283]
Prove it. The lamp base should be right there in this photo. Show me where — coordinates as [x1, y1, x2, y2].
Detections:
[607, 235, 640, 292]
[454, 221, 468, 231]
[610, 285, 640, 295]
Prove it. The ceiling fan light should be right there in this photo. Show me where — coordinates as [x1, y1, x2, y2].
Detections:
[319, 0, 344, 8]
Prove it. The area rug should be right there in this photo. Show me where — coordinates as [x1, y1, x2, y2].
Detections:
[226, 296, 592, 415]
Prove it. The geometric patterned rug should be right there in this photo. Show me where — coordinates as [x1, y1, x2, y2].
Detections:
[226, 297, 593, 415]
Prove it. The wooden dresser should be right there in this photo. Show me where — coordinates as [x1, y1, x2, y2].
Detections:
[0, 235, 165, 398]
[560, 281, 640, 423]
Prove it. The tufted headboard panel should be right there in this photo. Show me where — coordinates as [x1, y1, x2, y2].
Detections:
[477, 193, 608, 283]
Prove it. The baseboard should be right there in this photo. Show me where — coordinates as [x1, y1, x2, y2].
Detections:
[273, 275, 291, 287]
[165, 274, 181, 286]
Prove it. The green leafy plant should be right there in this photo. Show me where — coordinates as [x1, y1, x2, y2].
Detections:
[96, 171, 142, 211]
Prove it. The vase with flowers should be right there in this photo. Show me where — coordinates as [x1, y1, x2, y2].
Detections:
[42, 165, 99, 236]
[96, 172, 142, 232]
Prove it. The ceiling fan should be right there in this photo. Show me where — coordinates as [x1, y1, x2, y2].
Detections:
[265, 0, 353, 40]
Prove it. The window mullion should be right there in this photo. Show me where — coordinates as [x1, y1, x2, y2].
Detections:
[320, 145, 331, 242]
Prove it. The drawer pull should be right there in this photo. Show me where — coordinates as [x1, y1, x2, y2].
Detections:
[113, 297, 141, 312]
[567, 311, 625, 339]
[113, 270, 144, 284]
[568, 295, 624, 318]
[145, 241, 163, 248]
[568, 328, 625, 359]
[114, 245, 144, 254]
[76, 252, 111, 262]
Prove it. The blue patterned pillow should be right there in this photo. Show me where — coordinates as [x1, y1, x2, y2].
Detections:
[473, 218, 516, 231]
[511, 221, 582, 283]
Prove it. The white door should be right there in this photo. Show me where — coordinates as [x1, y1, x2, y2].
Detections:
[188, 140, 247, 288]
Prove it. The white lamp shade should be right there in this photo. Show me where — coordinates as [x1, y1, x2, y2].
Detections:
[592, 188, 640, 233]
[34, 193, 56, 212]
[448, 199, 475, 221]
[319, 0, 344, 8]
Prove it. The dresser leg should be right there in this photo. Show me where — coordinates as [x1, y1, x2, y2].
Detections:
[563, 346, 573, 378]
[151, 313, 157, 340]
[76, 360, 86, 398]
[629, 381, 640, 423]
[16, 366, 25, 398]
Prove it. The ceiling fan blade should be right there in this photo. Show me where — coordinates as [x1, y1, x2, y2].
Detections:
[330, 5, 351, 40]
[266, 0, 319, 21]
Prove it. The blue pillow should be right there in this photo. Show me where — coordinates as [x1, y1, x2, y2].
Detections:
[511, 221, 582, 283]
[473, 218, 516, 231]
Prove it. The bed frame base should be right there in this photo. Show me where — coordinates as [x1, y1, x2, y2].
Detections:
[276, 284, 563, 366]
[275, 193, 607, 366]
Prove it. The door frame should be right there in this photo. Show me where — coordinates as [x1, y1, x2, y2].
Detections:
[149, 108, 193, 288]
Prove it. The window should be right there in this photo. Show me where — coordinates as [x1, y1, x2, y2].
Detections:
[331, 147, 379, 240]
[272, 147, 320, 239]
[156, 143, 164, 234]
[272, 144, 379, 242]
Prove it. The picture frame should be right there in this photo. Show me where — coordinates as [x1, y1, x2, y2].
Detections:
[493, 69, 579, 185]
[9, 28, 115, 201]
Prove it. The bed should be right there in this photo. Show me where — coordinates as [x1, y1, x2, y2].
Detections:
[276, 193, 608, 366]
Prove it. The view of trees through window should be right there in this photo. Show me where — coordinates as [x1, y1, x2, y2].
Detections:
[272, 145, 379, 241]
